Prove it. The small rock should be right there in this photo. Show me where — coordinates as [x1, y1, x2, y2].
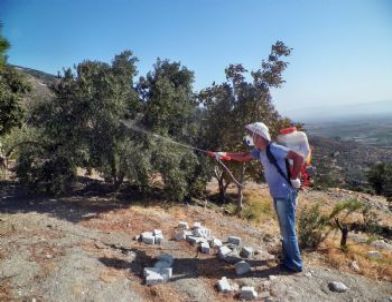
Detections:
[350, 261, 361, 272]
[240, 286, 258, 300]
[227, 235, 241, 245]
[371, 240, 392, 251]
[269, 275, 277, 281]
[305, 272, 312, 277]
[240, 246, 254, 258]
[217, 277, 233, 293]
[46, 254, 53, 259]
[235, 260, 251, 275]
[178, 221, 189, 229]
[95, 242, 106, 249]
[328, 281, 348, 293]
[368, 250, 382, 259]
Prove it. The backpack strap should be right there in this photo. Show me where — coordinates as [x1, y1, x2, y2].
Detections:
[266, 143, 292, 188]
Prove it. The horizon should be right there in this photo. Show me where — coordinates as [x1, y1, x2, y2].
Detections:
[1, 0, 392, 119]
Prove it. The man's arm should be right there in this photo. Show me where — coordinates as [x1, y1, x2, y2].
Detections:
[287, 150, 304, 179]
[225, 152, 254, 162]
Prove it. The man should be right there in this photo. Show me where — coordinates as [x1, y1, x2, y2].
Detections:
[210, 122, 304, 272]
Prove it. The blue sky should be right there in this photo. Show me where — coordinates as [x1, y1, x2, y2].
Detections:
[1, 0, 391, 118]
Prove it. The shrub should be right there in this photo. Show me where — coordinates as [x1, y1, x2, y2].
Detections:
[298, 203, 329, 249]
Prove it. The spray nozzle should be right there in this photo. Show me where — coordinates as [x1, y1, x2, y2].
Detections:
[243, 135, 254, 147]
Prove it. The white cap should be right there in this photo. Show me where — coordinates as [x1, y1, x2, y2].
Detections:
[245, 122, 271, 142]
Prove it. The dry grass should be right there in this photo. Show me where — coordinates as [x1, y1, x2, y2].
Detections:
[313, 236, 392, 281]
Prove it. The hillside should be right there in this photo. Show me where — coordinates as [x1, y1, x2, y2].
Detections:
[0, 181, 391, 301]
[11, 65, 57, 110]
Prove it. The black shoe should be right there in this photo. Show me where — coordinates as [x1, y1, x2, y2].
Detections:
[279, 263, 302, 274]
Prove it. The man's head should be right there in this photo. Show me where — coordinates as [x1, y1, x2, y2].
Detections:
[245, 122, 271, 150]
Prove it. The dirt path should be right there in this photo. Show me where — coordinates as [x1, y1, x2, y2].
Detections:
[0, 188, 391, 301]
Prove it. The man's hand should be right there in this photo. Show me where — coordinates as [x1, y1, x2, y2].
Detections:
[290, 178, 301, 189]
[207, 151, 231, 161]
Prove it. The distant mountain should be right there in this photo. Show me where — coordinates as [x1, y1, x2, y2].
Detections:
[11, 65, 57, 109]
[290, 100, 392, 123]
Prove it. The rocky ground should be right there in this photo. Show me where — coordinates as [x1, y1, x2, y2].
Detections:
[0, 181, 391, 302]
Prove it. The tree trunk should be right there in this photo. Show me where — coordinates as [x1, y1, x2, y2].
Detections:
[335, 218, 349, 248]
[236, 163, 246, 213]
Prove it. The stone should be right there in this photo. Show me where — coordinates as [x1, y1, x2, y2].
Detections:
[235, 261, 251, 275]
[350, 261, 361, 272]
[200, 242, 210, 254]
[371, 240, 392, 251]
[227, 236, 241, 245]
[178, 221, 189, 229]
[269, 275, 277, 281]
[305, 272, 312, 277]
[240, 246, 254, 258]
[218, 246, 232, 260]
[328, 281, 348, 293]
[217, 277, 232, 293]
[141, 232, 155, 245]
[240, 286, 258, 300]
[368, 250, 382, 259]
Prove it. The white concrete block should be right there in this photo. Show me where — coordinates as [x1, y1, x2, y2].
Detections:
[160, 267, 173, 281]
[218, 246, 232, 259]
[241, 246, 254, 258]
[153, 229, 162, 236]
[210, 238, 223, 247]
[187, 235, 205, 245]
[200, 242, 210, 254]
[227, 236, 241, 245]
[175, 229, 191, 241]
[235, 261, 251, 275]
[193, 227, 210, 238]
[240, 286, 258, 300]
[154, 233, 164, 244]
[217, 277, 233, 293]
[141, 232, 155, 244]
[192, 222, 202, 229]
